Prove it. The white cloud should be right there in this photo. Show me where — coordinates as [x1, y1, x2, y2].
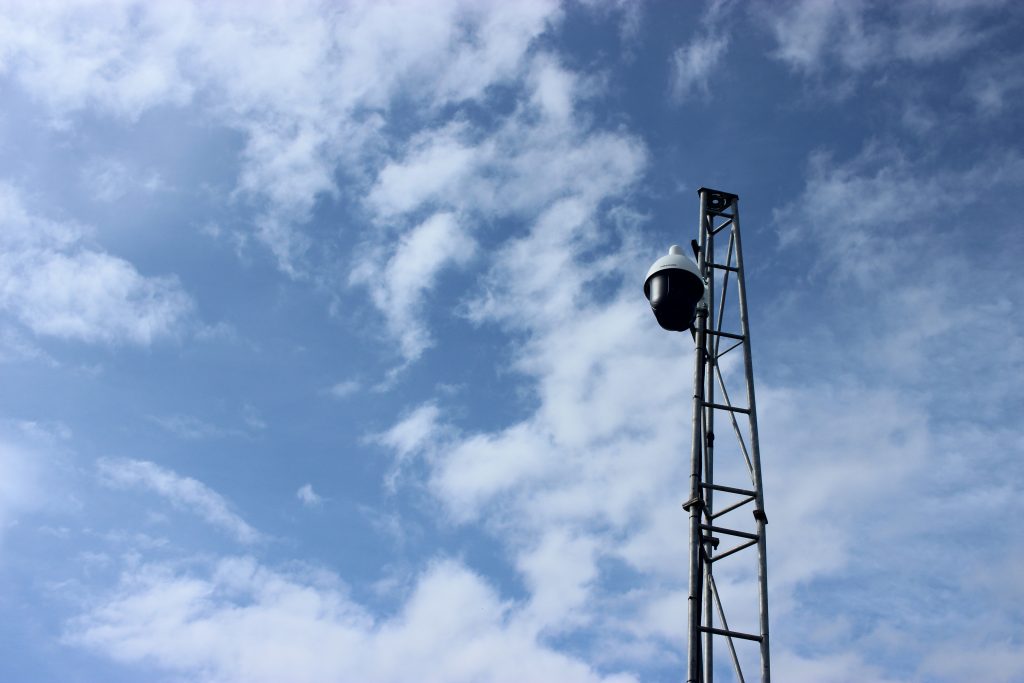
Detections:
[0, 1, 197, 119]
[773, 650, 905, 683]
[0, 183, 192, 345]
[241, 404, 267, 432]
[327, 379, 361, 399]
[528, 55, 579, 123]
[668, 0, 732, 102]
[80, 158, 165, 203]
[0, 420, 81, 555]
[0, 423, 53, 545]
[371, 201, 703, 661]
[0, 1, 563, 275]
[517, 529, 599, 635]
[367, 125, 480, 221]
[149, 407, 267, 441]
[6, 5, 644, 366]
[964, 54, 1024, 117]
[97, 458, 260, 544]
[297, 484, 323, 507]
[373, 403, 443, 460]
[771, 145, 1024, 415]
[464, 195, 632, 329]
[352, 212, 476, 362]
[67, 555, 638, 683]
[474, 66, 646, 215]
[370, 403, 444, 492]
[775, 144, 1024, 286]
[920, 644, 1024, 683]
[7, 251, 189, 344]
[352, 53, 645, 363]
[350, 37, 685, 668]
[148, 415, 237, 441]
[766, 0, 997, 74]
[669, 35, 728, 102]
[766, 0, 854, 72]
[758, 385, 931, 589]
[756, 142, 1024, 676]
[431, 422, 556, 523]
[0, 326, 57, 365]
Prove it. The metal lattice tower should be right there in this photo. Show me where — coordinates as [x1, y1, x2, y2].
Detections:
[684, 188, 770, 683]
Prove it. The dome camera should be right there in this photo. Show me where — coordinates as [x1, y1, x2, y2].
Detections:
[644, 245, 705, 332]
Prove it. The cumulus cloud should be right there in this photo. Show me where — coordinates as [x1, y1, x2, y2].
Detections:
[0, 183, 192, 345]
[97, 458, 260, 544]
[67, 556, 638, 683]
[296, 483, 323, 507]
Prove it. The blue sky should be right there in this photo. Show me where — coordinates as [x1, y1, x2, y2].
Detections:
[1, 1, 1022, 681]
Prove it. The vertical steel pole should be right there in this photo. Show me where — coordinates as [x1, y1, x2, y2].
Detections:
[686, 193, 709, 683]
[702, 194, 715, 683]
[731, 200, 771, 683]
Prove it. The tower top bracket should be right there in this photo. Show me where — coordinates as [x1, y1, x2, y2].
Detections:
[697, 187, 738, 214]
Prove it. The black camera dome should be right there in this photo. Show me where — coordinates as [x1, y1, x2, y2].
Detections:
[644, 245, 705, 332]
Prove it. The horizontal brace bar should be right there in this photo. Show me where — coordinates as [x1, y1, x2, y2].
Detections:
[712, 264, 739, 273]
[711, 495, 756, 520]
[702, 483, 757, 497]
[703, 402, 750, 414]
[705, 329, 744, 340]
[700, 524, 759, 541]
[700, 626, 762, 643]
[711, 538, 758, 563]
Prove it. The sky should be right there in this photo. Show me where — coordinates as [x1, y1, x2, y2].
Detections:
[0, 1, 1023, 681]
